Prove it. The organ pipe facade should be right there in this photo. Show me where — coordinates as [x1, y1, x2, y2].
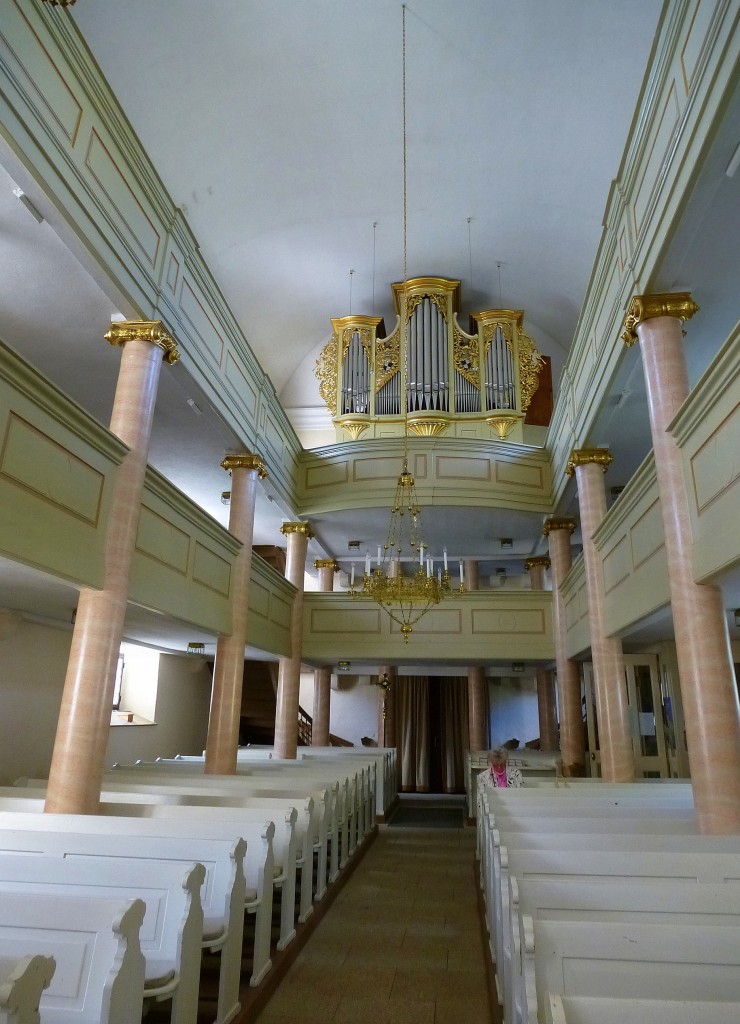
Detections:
[315, 277, 544, 442]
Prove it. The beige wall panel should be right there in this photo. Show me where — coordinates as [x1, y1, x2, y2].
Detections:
[305, 460, 349, 489]
[178, 278, 225, 364]
[263, 413, 286, 463]
[0, 413, 104, 526]
[494, 458, 545, 490]
[398, 608, 462, 635]
[224, 353, 258, 418]
[353, 455, 406, 482]
[471, 607, 546, 635]
[681, 1, 715, 93]
[248, 580, 271, 621]
[3, 0, 82, 144]
[572, 340, 595, 414]
[633, 80, 680, 237]
[310, 607, 382, 634]
[166, 253, 180, 294]
[565, 591, 580, 631]
[602, 534, 631, 594]
[630, 497, 665, 569]
[135, 505, 190, 576]
[84, 130, 161, 267]
[268, 593, 293, 631]
[435, 456, 490, 482]
[690, 406, 739, 514]
[192, 542, 232, 597]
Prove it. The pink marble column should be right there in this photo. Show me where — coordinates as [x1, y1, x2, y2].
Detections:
[463, 559, 479, 592]
[45, 321, 178, 814]
[312, 559, 337, 746]
[625, 293, 740, 833]
[568, 450, 634, 783]
[274, 522, 313, 759]
[544, 518, 586, 775]
[205, 454, 266, 774]
[465, 559, 488, 751]
[467, 666, 487, 752]
[526, 556, 559, 752]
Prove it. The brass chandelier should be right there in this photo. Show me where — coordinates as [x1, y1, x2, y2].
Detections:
[348, 5, 463, 642]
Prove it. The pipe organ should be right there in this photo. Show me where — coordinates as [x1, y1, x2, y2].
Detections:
[316, 277, 544, 442]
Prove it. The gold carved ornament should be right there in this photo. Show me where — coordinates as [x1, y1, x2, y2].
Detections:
[315, 335, 339, 413]
[517, 329, 544, 413]
[220, 453, 268, 479]
[482, 320, 514, 357]
[374, 326, 400, 394]
[405, 291, 448, 321]
[104, 320, 180, 365]
[565, 448, 613, 477]
[453, 323, 480, 388]
[314, 559, 339, 571]
[525, 556, 551, 572]
[341, 326, 374, 362]
[542, 517, 577, 537]
[280, 522, 315, 538]
[621, 292, 699, 347]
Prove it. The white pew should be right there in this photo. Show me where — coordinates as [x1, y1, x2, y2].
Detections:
[0, 810, 273, 991]
[0, 894, 145, 1024]
[0, 955, 55, 1024]
[548, 993, 740, 1024]
[512, 877, 740, 1024]
[0, 856, 204, 1024]
[523, 919, 740, 1024]
[101, 770, 333, 903]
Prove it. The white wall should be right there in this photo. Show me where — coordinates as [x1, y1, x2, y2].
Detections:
[105, 653, 211, 766]
[488, 676, 540, 749]
[0, 619, 71, 785]
[299, 670, 379, 747]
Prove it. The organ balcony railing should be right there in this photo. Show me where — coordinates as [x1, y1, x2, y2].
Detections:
[315, 277, 545, 443]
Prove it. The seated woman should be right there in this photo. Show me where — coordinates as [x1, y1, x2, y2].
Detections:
[479, 747, 523, 790]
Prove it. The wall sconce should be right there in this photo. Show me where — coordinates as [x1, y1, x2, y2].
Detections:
[500, 538, 513, 550]
[338, 661, 350, 672]
[187, 642, 205, 656]
[348, 540, 361, 551]
[496, 567, 507, 585]
[512, 662, 525, 673]
[221, 491, 231, 505]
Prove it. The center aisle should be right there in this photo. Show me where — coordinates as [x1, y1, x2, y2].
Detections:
[256, 819, 493, 1023]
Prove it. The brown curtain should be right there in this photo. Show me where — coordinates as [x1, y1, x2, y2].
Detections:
[441, 676, 469, 793]
[396, 675, 429, 792]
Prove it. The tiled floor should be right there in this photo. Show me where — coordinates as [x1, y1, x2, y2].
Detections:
[256, 820, 492, 1023]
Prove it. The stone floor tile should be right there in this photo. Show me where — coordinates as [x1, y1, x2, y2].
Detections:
[333, 996, 436, 1023]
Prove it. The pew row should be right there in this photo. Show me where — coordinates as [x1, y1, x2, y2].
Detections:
[0, 894, 145, 1024]
[0, 810, 272, 992]
[0, 955, 55, 1024]
[548, 994, 740, 1024]
[0, 856, 204, 1024]
[525, 919, 740, 1024]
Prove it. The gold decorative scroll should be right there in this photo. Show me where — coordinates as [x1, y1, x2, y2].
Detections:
[314, 559, 339, 571]
[486, 413, 520, 440]
[374, 326, 400, 393]
[407, 418, 448, 437]
[280, 522, 315, 538]
[341, 420, 369, 441]
[221, 453, 268, 478]
[543, 517, 577, 537]
[517, 329, 545, 412]
[566, 448, 613, 477]
[453, 324, 480, 388]
[341, 326, 374, 362]
[621, 292, 699, 346]
[481, 320, 514, 357]
[405, 291, 448, 322]
[315, 335, 338, 413]
[525, 556, 551, 572]
[104, 320, 179, 364]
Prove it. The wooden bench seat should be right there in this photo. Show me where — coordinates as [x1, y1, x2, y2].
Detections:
[548, 993, 740, 1024]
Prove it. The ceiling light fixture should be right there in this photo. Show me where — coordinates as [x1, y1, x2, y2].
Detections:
[221, 491, 231, 505]
[500, 538, 513, 550]
[348, 5, 462, 642]
[186, 642, 205, 656]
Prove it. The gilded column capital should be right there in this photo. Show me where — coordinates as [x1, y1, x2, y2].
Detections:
[314, 559, 339, 571]
[281, 521, 315, 539]
[525, 556, 551, 572]
[566, 448, 613, 477]
[104, 320, 179, 364]
[220, 453, 268, 478]
[621, 292, 699, 347]
[543, 517, 577, 537]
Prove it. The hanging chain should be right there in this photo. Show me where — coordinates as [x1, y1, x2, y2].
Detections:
[401, 4, 410, 468]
